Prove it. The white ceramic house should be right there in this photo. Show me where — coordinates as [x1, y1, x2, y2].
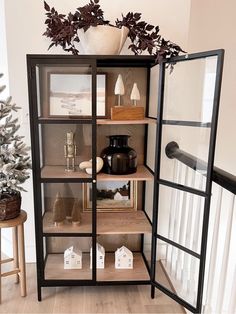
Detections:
[114, 190, 129, 201]
[115, 246, 133, 269]
[64, 246, 82, 269]
[90, 243, 105, 269]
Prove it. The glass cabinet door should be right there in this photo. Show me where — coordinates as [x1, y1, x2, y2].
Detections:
[151, 50, 224, 313]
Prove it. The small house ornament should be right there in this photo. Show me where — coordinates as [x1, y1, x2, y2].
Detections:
[90, 243, 105, 269]
[64, 246, 82, 269]
[130, 82, 140, 106]
[115, 246, 133, 269]
[114, 74, 125, 106]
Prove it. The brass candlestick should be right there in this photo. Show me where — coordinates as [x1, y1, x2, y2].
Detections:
[64, 131, 77, 172]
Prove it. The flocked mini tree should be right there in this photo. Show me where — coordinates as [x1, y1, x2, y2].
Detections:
[71, 199, 81, 226]
[0, 74, 31, 196]
[52, 192, 66, 226]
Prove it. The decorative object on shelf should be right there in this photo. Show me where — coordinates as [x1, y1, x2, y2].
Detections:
[114, 74, 125, 106]
[63, 183, 75, 220]
[90, 243, 105, 269]
[83, 181, 137, 212]
[64, 131, 77, 172]
[71, 200, 81, 226]
[115, 246, 133, 269]
[78, 25, 129, 55]
[64, 246, 82, 269]
[52, 192, 66, 226]
[100, 135, 137, 175]
[79, 157, 104, 174]
[48, 73, 106, 117]
[43, 0, 184, 61]
[0, 74, 31, 220]
[130, 83, 140, 106]
[111, 105, 144, 120]
[111, 78, 144, 120]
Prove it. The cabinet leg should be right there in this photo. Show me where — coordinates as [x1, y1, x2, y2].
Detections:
[18, 223, 26, 297]
[0, 228, 1, 304]
[151, 285, 155, 299]
[38, 285, 42, 301]
[13, 226, 19, 284]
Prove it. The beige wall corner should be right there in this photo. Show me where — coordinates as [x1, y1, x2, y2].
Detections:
[187, 0, 236, 174]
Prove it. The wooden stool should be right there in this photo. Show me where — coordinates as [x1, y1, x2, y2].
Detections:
[0, 210, 27, 303]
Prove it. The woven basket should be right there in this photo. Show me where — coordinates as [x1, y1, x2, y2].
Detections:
[0, 191, 21, 220]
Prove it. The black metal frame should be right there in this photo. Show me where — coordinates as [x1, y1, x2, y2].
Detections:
[150, 49, 224, 313]
[27, 51, 224, 313]
[27, 54, 155, 302]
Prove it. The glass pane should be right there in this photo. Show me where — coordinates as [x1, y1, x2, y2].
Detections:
[155, 241, 199, 307]
[149, 64, 159, 118]
[39, 124, 92, 178]
[145, 181, 154, 221]
[143, 234, 152, 268]
[160, 125, 210, 191]
[146, 123, 156, 171]
[36, 64, 106, 118]
[157, 183, 204, 254]
[45, 236, 92, 280]
[163, 56, 217, 122]
[42, 183, 92, 234]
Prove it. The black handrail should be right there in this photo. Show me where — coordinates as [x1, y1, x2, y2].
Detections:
[165, 141, 236, 195]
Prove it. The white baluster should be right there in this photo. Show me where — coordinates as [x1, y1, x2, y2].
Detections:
[215, 194, 235, 312]
[188, 174, 204, 304]
[175, 166, 189, 281]
[166, 159, 179, 270]
[228, 265, 236, 313]
[182, 169, 196, 298]
[203, 185, 223, 314]
[170, 162, 183, 274]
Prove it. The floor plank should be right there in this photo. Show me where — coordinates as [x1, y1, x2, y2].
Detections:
[0, 263, 185, 313]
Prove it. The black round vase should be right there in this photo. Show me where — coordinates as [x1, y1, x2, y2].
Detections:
[101, 135, 137, 175]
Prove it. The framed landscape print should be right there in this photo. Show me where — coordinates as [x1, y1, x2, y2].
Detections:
[48, 73, 106, 117]
[83, 181, 137, 212]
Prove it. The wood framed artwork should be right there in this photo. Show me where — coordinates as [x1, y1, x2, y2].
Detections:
[83, 181, 137, 212]
[48, 73, 106, 117]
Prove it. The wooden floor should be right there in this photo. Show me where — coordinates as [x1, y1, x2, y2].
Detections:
[0, 263, 185, 313]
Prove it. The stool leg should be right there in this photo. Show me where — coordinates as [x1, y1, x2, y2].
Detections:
[0, 228, 1, 304]
[18, 223, 26, 297]
[12, 226, 19, 284]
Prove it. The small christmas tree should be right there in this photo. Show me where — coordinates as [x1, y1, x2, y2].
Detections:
[63, 183, 75, 219]
[0, 74, 31, 195]
[52, 192, 66, 226]
[71, 199, 81, 226]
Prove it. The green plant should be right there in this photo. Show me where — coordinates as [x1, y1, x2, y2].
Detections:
[0, 74, 31, 194]
[43, 0, 184, 61]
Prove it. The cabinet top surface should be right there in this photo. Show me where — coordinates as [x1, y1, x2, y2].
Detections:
[27, 54, 156, 66]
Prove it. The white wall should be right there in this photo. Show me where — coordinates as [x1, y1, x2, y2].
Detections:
[2, 0, 191, 262]
[187, 0, 236, 175]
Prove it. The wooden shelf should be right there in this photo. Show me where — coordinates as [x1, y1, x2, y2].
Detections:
[97, 253, 149, 281]
[97, 166, 153, 181]
[97, 118, 156, 125]
[45, 254, 91, 280]
[41, 165, 153, 181]
[41, 166, 91, 180]
[45, 253, 149, 282]
[43, 211, 152, 235]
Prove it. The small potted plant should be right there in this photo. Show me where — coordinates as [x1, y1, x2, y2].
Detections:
[0, 74, 31, 220]
[43, 0, 184, 61]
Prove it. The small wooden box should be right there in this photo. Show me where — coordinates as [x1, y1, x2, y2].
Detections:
[111, 106, 144, 120]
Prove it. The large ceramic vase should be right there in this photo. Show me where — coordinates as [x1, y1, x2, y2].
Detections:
[0, 191, 21, 220]
[78, 25, 129, 55]
[101, 135, 137, 175]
